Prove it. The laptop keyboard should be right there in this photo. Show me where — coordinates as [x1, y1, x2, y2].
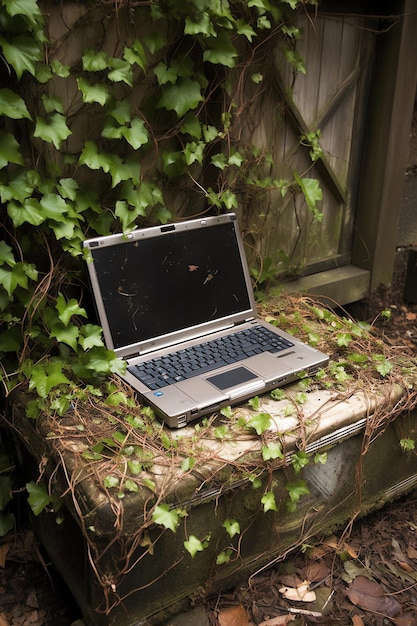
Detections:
[127, 325, 294, 390]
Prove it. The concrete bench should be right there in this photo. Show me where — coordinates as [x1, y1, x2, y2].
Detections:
[9, 296, 417, 626]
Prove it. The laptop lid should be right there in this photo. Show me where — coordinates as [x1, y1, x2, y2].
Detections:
[83, 213, 257, 359]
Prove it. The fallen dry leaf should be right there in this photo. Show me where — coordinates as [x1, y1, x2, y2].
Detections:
[258, 616, 294, 626]
[406, 545, 417, 560]
[0, 613, 10, 626]
[218, 605, 252, 626]
[406, 311, 417, 321]
[351, 616, 365, 626]
[279, 581, 316, 603]
[346, 576, 401, 617]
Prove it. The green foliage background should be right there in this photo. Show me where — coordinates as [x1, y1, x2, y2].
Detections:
[0, 0, 317, 410]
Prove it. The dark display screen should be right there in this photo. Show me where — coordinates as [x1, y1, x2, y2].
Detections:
[91, 221, 251, 349]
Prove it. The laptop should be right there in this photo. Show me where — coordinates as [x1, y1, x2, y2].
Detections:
[83, 213, 329, 428]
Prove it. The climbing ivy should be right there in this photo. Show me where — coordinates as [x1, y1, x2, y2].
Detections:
[0, 0, 319, 406]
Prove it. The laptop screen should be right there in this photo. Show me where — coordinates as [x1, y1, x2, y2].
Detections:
[88, 219, 252, 350]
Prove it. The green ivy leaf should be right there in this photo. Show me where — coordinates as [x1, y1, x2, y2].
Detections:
[26, 482, 53, 516]
[56, 293, 87, 326]
[0, 262, 36, 296]
[261, 491, 278, 513]
[185, 13, 216, 37]
[223, 518, 240, 538]
[247, 412, 272, 435]
[122, 118, 149, 150]
[262, 441, 284, 461]
[337, 333, 352, 347]
[49, 322, 79, 350]
[216, 549, 233, 565]
[123, 39, 147, 72]
[286, 479, 310, 503]
[78, 324, 105, 350]
[76, 77, 110, 106]
[292, 451, 309, 473]
[203, 32, 237, 68]
[82, 49, 108, 72]
[0, 88, 31, 120]
[0, 131, 23, 168]
[7, 199, 42, 227]
[294, 172, 323, 219]
[4, 0, 43, 23]
[0, 34, 42, 78]
[184, 534, 208, 557]
[375, 360, 393, 377]
[157, 78, 203, 118]
[34, 113, 72, 150]
[28, 360, 71, 397]
[103, 475, 119, 489]
[108, 58, 133, 86]
[0, 241, 15, 266]
[152, 503, 180, 532]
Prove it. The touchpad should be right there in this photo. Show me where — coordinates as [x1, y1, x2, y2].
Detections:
[207, 366, 257, 390]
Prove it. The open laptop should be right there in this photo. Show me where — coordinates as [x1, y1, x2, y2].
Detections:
[83, 213, 329, 428]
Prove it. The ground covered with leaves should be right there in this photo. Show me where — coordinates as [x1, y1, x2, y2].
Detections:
[0, 296, 415, 626]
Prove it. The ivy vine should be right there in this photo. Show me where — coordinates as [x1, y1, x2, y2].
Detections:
[0, 0, 320, 406]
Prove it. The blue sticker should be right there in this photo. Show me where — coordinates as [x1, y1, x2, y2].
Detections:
[154, 391, 164, 397]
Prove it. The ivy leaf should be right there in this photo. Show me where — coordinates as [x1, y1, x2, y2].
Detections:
[78, 324, 105, 350]
[122, 118, 149, 150]
[123, 40, 147, 72]
[375, 360, 393, 377]
[42, 94, 64, 114]
[203, 32, 238, 68]
[56, 293, 87, 326]
[262, 441, 284, 461]
[337, 332, 352, 347]
[51, 59, 70, 78]
[26, 482, 53, 517]
[247, 412, 272, 435]
[185, 13, 216, 37]
[223, 518, 240, 538]
[154, 62, 179, 86]
[34, 113, 72, 149]
[4, 0, 43, 23]
[0, 262, 34, 296]
[183, 141, 205, 166]
[157, 78, 203, 118]
[211, 153, 227, 170]
[184, 535, 207, 558]
[286, 479, 310, 504]
[0, 88, 31, 120]
[76, 77, 110, 106]
[294, 172, 323, 219]
[0, 34, 42, 78]
[103, 475, 119, 489]
[236, 19, 257, 41]
[49, 322, 79, 350]
[58, 178, 79, 201]
[40, 193, 68, 220]
[7, 198, 44, 227]
[0, 241, 15, 266]
[292, 451, 309, 473]
[152, 503, 180, 532]
[108, 58, 133, 86]
[28, 360, 71, 397]
[261, 491, 278, 513]
[82, 49, 108, 72]
[0, 131, 23, 168]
